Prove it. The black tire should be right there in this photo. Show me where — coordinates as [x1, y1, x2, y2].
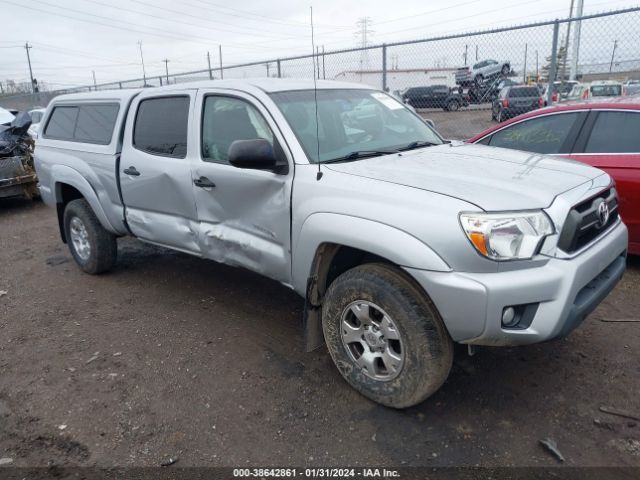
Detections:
[322, 263, 453, 408]
[446, 100, 460, 112]
[497, 109, 504, 123]
[63, 199, 117, 274]
[501, 64, 510, 76]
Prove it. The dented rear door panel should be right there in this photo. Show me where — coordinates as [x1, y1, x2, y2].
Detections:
[119, 90, 201, 254]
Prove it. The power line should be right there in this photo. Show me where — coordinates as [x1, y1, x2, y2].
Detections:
[188, 0, 352, 29]
[3, 0, 278, 50]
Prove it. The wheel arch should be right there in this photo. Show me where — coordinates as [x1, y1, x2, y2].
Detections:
[294, 213, 451, 351]
[52, 165, 115, 243]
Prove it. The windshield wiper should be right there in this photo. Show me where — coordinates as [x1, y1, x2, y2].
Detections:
[398, 140, 439, 151]
[321, 149, 398, 164]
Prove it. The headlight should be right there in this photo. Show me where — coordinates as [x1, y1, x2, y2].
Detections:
[459, 211, 554, 260]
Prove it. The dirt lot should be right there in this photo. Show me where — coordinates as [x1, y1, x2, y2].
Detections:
[418, 105, 495, 140]
[0, 195, 639, 469]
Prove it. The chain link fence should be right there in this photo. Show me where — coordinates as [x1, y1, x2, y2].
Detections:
[1, 7, 639, 140]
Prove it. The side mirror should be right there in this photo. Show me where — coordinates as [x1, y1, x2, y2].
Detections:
[228, 138, 278, 171]
[424, 118, 435, 128]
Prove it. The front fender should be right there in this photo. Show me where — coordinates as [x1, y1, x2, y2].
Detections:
[292, 212, 451, 294]
[52, 164, 116, 234]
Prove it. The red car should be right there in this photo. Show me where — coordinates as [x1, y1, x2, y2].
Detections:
[468, 96, 640, 255]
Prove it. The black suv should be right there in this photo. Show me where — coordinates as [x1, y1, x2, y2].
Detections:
[491, 86, 542, 122]
[402, 85, 469, 111]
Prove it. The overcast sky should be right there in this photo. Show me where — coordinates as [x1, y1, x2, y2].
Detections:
[0, 0, 638, 89]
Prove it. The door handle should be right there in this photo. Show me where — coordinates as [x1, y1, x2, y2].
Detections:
[193, 176, 216, 188]
[123, 166, 140, 176]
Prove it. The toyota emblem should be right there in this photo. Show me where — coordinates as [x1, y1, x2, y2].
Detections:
[597, 201, 610, 228]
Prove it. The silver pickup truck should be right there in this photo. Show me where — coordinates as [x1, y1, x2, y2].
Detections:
[34, 79, 627, 408]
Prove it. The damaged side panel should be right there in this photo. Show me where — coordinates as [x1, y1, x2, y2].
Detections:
[195, 173, 292, 284]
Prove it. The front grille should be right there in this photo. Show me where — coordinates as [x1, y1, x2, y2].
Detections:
[557, 187, 619, 254]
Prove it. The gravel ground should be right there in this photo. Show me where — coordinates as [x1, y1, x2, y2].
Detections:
[418, 105, 495, 140]
[0, 196, 638, 468]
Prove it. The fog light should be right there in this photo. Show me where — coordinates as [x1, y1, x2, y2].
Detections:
[502, 307, 517, 327]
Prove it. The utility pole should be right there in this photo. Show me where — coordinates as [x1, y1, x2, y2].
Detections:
[92, 70, 97, 90]
[570, 0, 584, 80]
[316, 46, 320, 80]
[559, 0, 575, 83]
[24, 42, 36, 93]
[523, 43, 528, 83]
[322, 45, 326, 80]
[266, 62, 270, 77]
[609, 40, 618, 73]
[163, 58, 170, 84]
[219, 45, 223, 79]
[536, 50, 539, 80]
[138, 41, 147, 86]
[207, 51, 213, 79]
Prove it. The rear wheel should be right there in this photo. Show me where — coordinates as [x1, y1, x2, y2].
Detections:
[446, 100, 460, 112]
[322, 263, 453, 408]
[501, 64, 510, 76]
[63, 199, 117, 274]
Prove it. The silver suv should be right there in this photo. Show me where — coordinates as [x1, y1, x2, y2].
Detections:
[34, 79, 627, 408]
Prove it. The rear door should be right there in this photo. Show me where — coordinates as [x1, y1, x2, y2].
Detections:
[570, 109, 640, 251]
[190, 89, 293, 284]
[119, 91, 200, 253]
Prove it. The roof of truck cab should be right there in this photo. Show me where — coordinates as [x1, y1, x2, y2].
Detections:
[50, 78, 373, 104]
[50, 88, 143, 104]
[156, 78, 373, 93]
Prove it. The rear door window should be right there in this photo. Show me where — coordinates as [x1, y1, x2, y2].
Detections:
[487, 112, 581, 154]
[133, 96, 189, 158]
[584, 111, 640, 153]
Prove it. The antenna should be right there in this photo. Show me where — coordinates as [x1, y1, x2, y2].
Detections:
[311, 6, 322, 180]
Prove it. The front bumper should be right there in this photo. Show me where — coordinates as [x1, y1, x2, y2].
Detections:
[406, 220, 628, 346]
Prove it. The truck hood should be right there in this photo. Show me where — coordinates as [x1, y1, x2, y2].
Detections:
[325, 143, 605, 210]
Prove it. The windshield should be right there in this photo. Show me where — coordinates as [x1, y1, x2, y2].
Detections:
[270, 89, 443, 163]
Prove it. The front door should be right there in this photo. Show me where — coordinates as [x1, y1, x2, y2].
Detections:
[119, 91, 200, 253]
[190, 90, 293, 284]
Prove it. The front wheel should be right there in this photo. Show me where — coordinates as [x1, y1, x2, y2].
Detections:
[446, 100, 460, 112]
[63, 199, 117, 274]
[322, 263, 453, 408]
